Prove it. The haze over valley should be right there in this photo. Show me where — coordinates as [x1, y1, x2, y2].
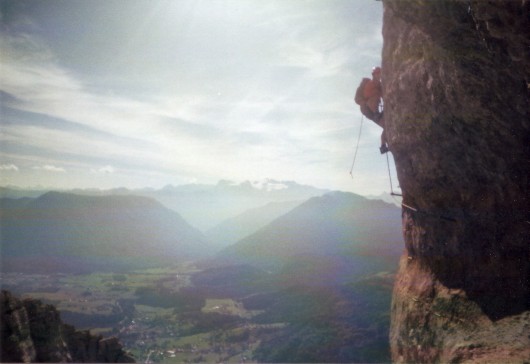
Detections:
[1, 181, 402, 362]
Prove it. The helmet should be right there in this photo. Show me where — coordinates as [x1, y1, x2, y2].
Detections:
[372, 66, 381, 75]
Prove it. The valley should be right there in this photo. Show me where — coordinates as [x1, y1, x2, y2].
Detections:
[2, 263, 394, 363]
[1, 185, 401, 362]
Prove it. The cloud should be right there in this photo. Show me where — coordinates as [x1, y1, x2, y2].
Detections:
[0, 0, 387, 193]
[91, 165, 115, 174]
[33, 164, 66, 172]
[251, 179, 288, 191]
[0, 163, 19, 171]
[2, 32, 165, 140]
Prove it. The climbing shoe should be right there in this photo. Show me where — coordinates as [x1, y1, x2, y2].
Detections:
[380, 145, 389, 154]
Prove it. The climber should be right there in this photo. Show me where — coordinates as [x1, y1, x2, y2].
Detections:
[354, 66, 388, 154]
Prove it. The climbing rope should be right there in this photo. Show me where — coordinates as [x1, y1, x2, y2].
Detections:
[385, 151, 401, 196]
[349, 115, 364, 179]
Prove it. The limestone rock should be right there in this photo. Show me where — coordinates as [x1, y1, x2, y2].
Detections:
[1, 290, 37, 363]
[0, 290, 135, 363]
[382, 1, 529, 362]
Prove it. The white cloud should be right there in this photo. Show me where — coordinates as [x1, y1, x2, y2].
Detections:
[91, 165, 115, 174]
[0, 0, 387, 193]
[0, 164, 19, 171]
[251, 179, 288, 191]
[33, 164, 66, 172]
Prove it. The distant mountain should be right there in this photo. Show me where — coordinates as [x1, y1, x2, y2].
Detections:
[365, 192, 402, 207]
[135, 180, 329, 231]
[0, 192, 211, 273]
[0, 180, 329, 231]
[205, 200, 303, 248]
[0, 196, 33, 211]
[216, 192, 403, 285]
[0, 186, 48, 199]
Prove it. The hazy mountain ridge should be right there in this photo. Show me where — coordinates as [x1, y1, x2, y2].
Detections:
[205, 200, 303, 248]
[0, 192, 211, 273]
[0, 180, 330, 231]
[0, 184, 401, 277]
[0, 186, 48, 199]
[136, 180, 330, 231]
[0, 196, 34, 211]
[365, 192, 401, 207]
[215, 191, 403, 284]
[0, 188, 404, 362]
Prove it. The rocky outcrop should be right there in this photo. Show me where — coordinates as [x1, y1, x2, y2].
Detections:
[1, 290, 135, 363]
[382, 1, 529, 362]
[1, 291, 38, 362]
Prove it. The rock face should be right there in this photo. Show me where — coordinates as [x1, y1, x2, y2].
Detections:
[382, 1, 529, 363]
[0, 290, 135, 363]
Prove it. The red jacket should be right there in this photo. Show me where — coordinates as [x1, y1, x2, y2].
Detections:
[363, 79, 382, 100]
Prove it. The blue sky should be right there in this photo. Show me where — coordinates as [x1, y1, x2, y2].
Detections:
[0, 0, 395, 194]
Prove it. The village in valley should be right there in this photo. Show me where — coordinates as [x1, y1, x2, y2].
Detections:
[1, 264, 285, 363]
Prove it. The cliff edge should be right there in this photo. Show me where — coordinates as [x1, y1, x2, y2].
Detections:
[1, 290, 135, 363]
[382, 1, 529, 362]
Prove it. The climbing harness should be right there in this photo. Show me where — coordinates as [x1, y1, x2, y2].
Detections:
[349, 115, 364, 178]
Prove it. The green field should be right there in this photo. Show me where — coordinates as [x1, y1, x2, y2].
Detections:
[3, 262, 394, 363]
[202, 298, 254, 318]
[2, 263, 264, 363]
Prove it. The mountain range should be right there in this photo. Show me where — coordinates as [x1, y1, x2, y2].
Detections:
[109, 180, 329, 231]
[1, 179, 329, 231]
[214, 191, 403, 285]
[0, 192, 210, 273]
[1, 184, 403, 279]
[205, 200, 303, 248]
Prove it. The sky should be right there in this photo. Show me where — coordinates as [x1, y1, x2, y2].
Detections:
[0, 0, 396, 195]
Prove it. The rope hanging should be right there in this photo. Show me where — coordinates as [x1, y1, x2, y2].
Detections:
[349, 113, 403, 200]
[349, 115, 364, 179]
[386, 151, 402, 197]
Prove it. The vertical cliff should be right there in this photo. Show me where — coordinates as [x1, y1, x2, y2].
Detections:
[1, 290, 135, 363]
[382, 1, 529, 362]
